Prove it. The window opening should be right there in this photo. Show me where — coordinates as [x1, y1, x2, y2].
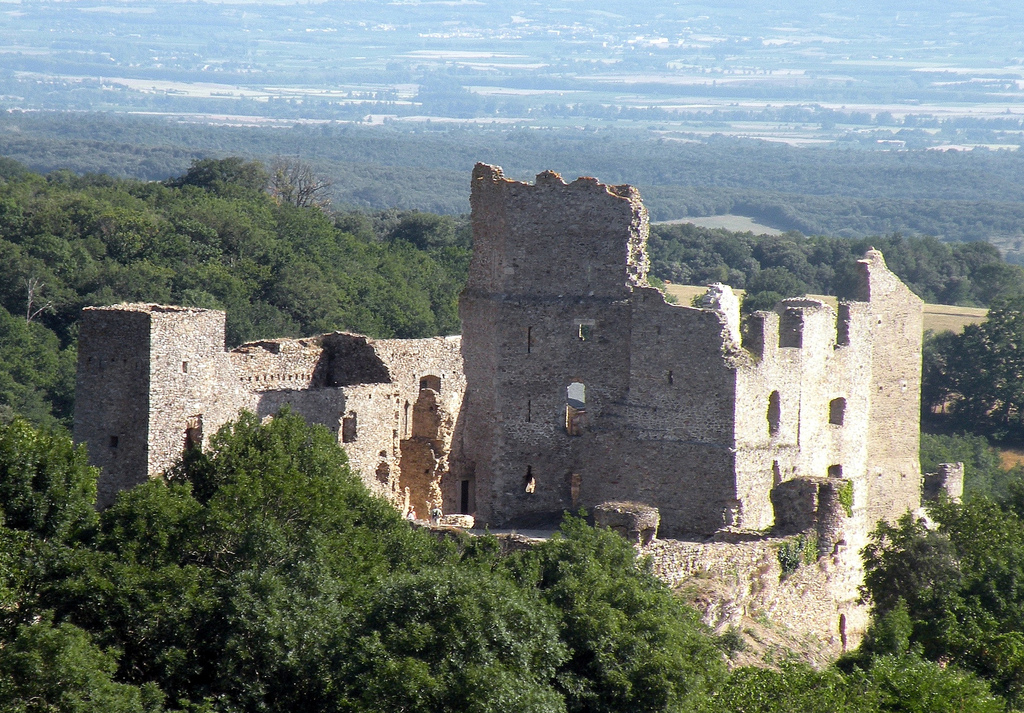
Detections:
[342, 412, 358, 443]
[772, 460, 782, 486]
[527, 326, 533, 354]
[524, 466, 536, 494]
[828, 464, 843, 478]
[667, 370, 674, 385]
[767, 391, 781, 436]
[109, 435, 119, 448]
[570, 472, 582, 508]
[779, 310, 803, 348]
[566, 382, 586, 436]
[526, 398, 532, 423]
[182, 361, 189, 373]
[836, 304, 852, 347]
[419, 375, 441, 393]
[403, 401, 410, 437]
[829, 398, 847, 426]
[184, 415, 203, 451]
[574, 319, 595, 342]
[460, 479, 471, 514]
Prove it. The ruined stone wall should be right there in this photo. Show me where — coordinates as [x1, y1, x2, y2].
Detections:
[75, 305, 464, 510]
[460, 163, 658, 528]
[625, 293, 742, 536]
[146, 307, 235, 480]
[461, 162, 924, 539]
[734, 299, 873, 531]
[644, 534, 869, 654]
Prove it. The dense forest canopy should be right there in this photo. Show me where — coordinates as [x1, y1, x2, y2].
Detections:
[0, 158, 468, 427]
[0, 412, 1010, 713]
[5, 113, 1024, 248]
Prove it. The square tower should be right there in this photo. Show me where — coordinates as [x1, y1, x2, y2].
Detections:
[74, 304, 227, 506]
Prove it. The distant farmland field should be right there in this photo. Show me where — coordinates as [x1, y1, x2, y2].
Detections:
[663, 284, 987, 334]
[653, 215, 785, 236]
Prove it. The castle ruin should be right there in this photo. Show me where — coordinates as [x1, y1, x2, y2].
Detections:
[73, 163, 941, 654]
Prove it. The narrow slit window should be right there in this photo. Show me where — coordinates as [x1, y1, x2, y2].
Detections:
[526, 398, 532, 423]
[527, 326, 533, 354]
[109, 435, 119, 448]
[667, 370, 674, 385]
[566, 382, 586, 436]
[460, 479, 471, 514]
[570, 472, 582, 508]
[767, 391, 781, 436]
[182, 361, 189, 373]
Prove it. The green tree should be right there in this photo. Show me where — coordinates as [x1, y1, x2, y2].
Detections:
[509, 516, 727, 713]
[0, 418, 97, 541]
[0, 618, 164, 713]
[925, 295, 1024, 438]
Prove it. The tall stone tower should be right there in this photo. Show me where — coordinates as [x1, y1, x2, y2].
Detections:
[74, 304, 229, 507]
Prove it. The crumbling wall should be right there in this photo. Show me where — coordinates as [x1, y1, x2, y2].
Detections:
[75, 305, 464, 510]
[734, 299, 872, 532]
[460, 164, 649, 529]
[459, 163, 924, 538]
[645, 536, 869, 654]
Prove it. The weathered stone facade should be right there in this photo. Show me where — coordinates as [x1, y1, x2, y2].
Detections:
[74, 305, 464, 511]
[455, 162, 923, 539]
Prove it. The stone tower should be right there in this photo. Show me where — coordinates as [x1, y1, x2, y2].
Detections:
[74, 304, 230, 507]
[457, 163, 924, 537]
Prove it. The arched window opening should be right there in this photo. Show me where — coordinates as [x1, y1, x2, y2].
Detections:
[419, 375, 441, 393]
[184, 415, 203, 452]
[566, 382, 586, 436]
[342, 412, 358, 443]
[524, 466, 536, 494]
[829, 397, 846, 426]
[767, 391, 781, 436]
